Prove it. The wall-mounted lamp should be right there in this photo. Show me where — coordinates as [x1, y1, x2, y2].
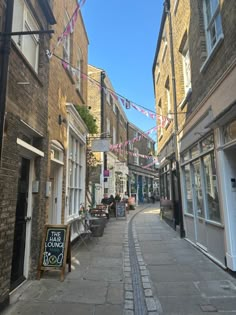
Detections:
[58, 114, 67, 125]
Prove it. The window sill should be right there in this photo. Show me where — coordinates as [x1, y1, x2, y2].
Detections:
[67, 214, 81, 223]
[184, 212, 194, 218]
[179, 88, 192, 109]
[200, 34, 224, 73]
[205, 219, 224, 229]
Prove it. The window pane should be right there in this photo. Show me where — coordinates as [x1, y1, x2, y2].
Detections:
[203, 153, 221, 222]
[190, 144, 199, 159]
[211, 0, 219, 14]
[183, 165, 193, 214]
[223, 119, 236, 143]
[181, 151, 190, 162]
[166, 172, 170, 199]
[192, 160, 205, 218]
[201, 135, 214, 152]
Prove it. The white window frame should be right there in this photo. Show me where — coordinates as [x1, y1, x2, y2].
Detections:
[113, 126, 116, 145]
[203, 0, 223, 55]
[158, 103, 163, 140]
[76, 48, 82, 92]
[162, 31, 168, 63]
[106, 118, 110, 135]
[129, 141, 133, 151]
[67, 132, 85, 218]
[133, 148, 139, 165]
[182, 40, 192, 95]
[63, 11, 71, 63]
[165, 80, 172, 119]
[113, 102, 116, 114]
[12, 0, 39, 72]
[155, 62, 160, 84]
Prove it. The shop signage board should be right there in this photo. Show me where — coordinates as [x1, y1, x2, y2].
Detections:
[37, 224, 71, 281]
[116, 202, 126, 219]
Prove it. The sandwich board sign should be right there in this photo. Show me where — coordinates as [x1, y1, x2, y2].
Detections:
[37, 224, 71, 281]
[116, 202, 126, 219]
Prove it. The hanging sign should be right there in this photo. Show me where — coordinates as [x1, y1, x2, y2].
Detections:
[91, 138, 110, 152]
[37, 225, 71, 281]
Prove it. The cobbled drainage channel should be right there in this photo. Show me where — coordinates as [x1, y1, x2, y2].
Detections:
[123, 207, 162, 315]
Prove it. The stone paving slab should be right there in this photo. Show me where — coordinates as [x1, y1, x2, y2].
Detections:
[3, 203, 236, 315]
[94, 304, 123, 315]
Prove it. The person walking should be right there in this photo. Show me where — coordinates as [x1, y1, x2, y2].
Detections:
[109, 194, 116, 217]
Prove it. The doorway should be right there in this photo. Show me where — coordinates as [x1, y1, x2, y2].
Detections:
[192, 160, 207, 249]
[10, 157, 30, 290]
[49, 161, 62, 224]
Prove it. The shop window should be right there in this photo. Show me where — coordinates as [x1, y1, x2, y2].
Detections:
[223, 119, 236, 144]
[203, 152, 221, 222]
[190, 144, 199, 159]
[68, 133, 84, 217]
[201, 134, 214, 152]
[192, 160, 205, 218]
[12, 0, 39, 72]
[203, 0, 223, 55]
[182, 164, 193, 215]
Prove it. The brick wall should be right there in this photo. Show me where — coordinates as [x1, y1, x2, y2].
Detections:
[47, 0, 89, 223]
[0, 0, 52, 309]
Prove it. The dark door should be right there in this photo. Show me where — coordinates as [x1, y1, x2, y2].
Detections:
[173, 170, 180, 226]
[10, 157, 30, 290]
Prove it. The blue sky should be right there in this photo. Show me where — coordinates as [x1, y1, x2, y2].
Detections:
[82, 0, 163, 141]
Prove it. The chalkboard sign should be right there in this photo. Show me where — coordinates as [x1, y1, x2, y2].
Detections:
[37, 224, 71, 281]
[116, 202, 126, 219]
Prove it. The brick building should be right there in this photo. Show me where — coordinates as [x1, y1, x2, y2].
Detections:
[87, 65, 129, 204]
[87, 65, 157, 205]
[127, 123, 157, 204]
[47, 1, 89, 241]
[153, 0, 236, 271]
[0, 0, 55, 310]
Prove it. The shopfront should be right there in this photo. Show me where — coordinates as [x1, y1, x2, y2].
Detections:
[215, 116, 236, 271]
[180, 134, 225, 267]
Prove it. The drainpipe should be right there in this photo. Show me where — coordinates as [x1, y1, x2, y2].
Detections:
[100, 71, 107, 193]
[127, 122, 130, 195]
[164, 0, 185, 237]
[0, 0, 14, 162]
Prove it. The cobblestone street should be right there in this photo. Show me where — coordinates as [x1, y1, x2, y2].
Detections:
[3, 204, 236, 315]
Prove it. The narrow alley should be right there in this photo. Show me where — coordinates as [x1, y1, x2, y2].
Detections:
[3, 204, 236, 315]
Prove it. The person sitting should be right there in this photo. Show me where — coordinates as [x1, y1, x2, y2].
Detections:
[101, 194, 110, 219]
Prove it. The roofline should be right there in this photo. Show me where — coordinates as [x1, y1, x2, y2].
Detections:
[152, 2, 167, 95]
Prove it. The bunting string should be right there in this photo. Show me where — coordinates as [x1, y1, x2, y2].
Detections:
[109, 126, 157, 151]
[142, 160, 158, 169]
[46, 0, 87, 59]
[51, 53, 172, 124]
